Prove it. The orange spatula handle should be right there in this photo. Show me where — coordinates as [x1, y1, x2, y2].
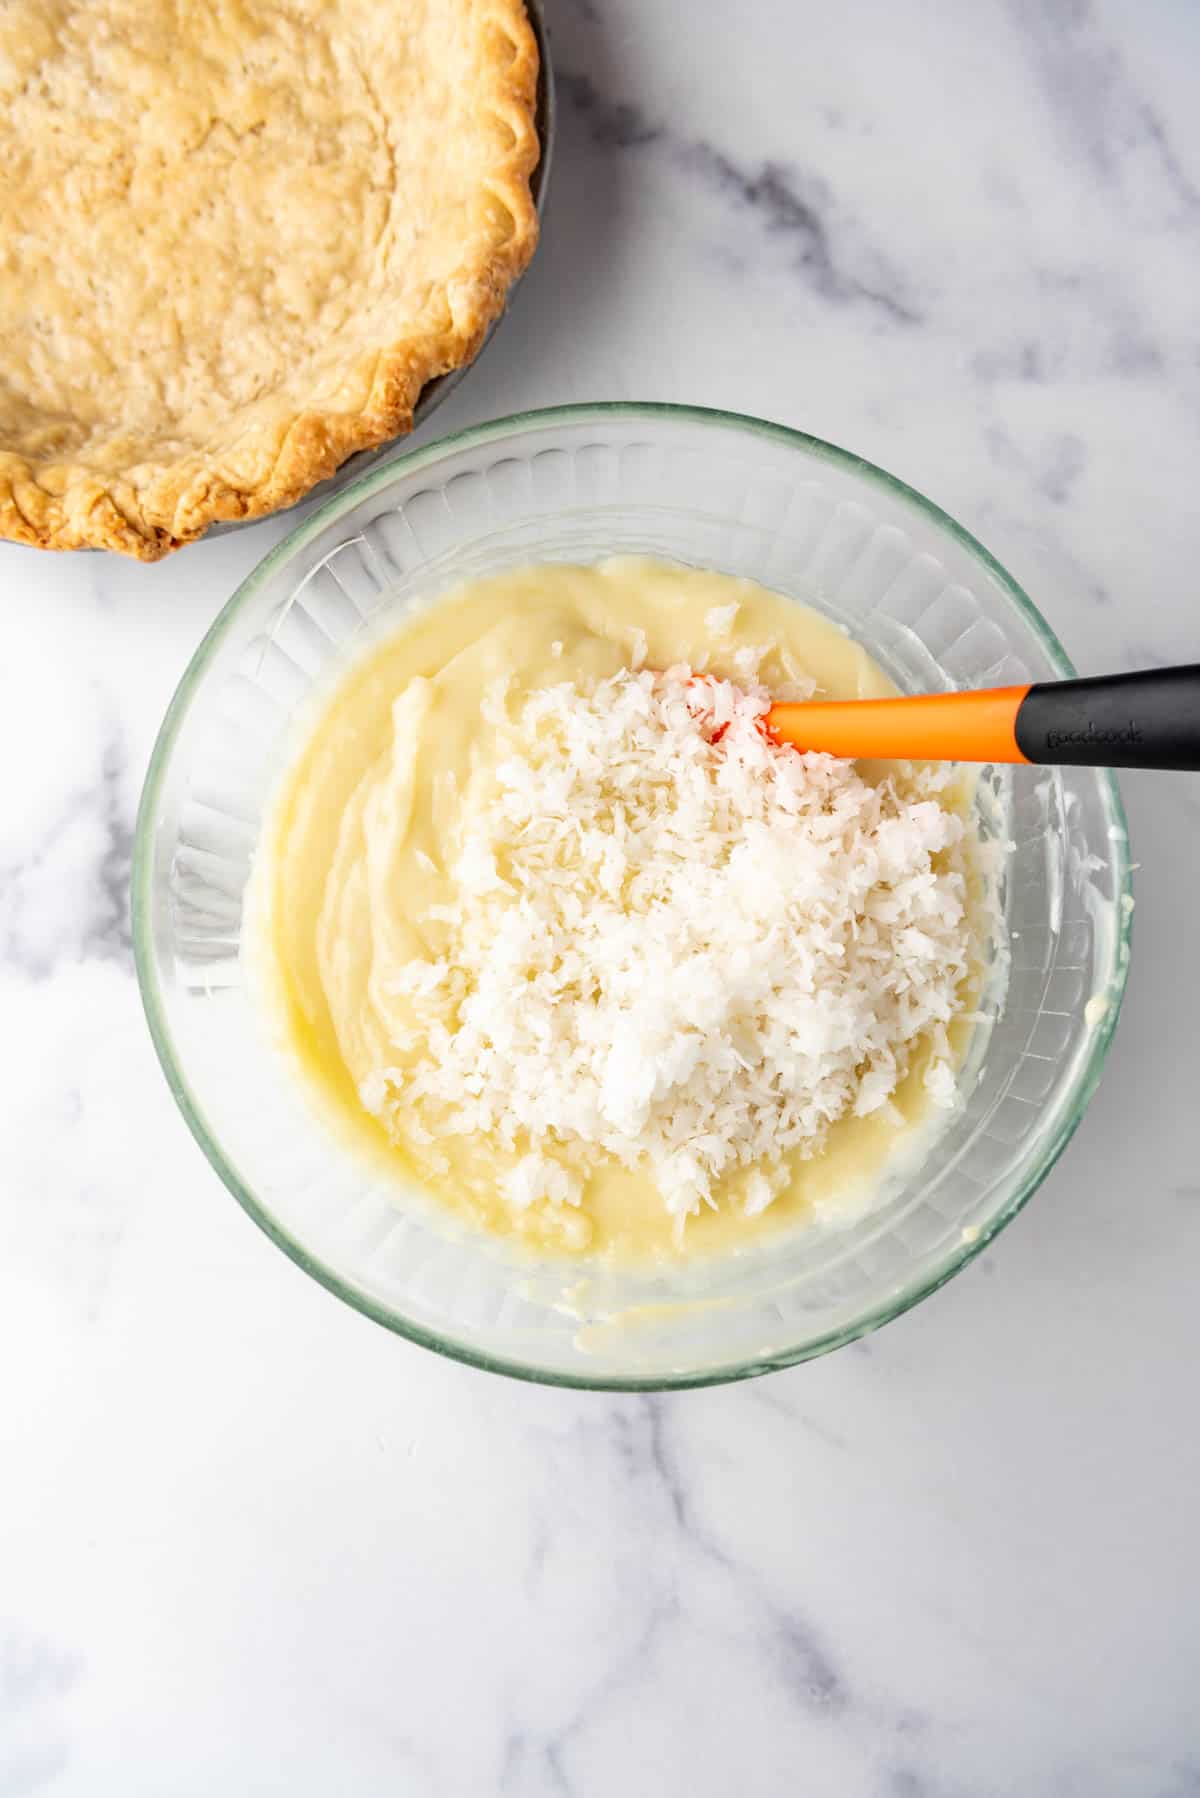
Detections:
[767, 686, 1032, 764]
[767, 664, 1200, 769]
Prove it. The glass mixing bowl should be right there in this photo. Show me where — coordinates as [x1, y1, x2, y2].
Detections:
[133, 404, 1133, 1388]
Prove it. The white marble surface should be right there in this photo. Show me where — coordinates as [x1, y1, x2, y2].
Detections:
[3, 2, 1200, 1791]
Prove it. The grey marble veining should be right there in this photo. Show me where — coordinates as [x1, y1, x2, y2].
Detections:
[1, 2, 1199, 1793]
[556, 65, 920, 321]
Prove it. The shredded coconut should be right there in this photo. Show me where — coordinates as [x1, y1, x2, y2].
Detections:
[363, 668, 972, 1221]
[705, 603, 740, 637]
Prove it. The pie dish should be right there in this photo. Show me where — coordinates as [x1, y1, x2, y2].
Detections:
[0, 0, 540, 559]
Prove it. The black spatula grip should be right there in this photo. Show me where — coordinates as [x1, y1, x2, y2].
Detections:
[1014, 664, 1200, 771]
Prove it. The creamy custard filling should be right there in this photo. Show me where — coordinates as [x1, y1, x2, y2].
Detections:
[252, 558, 980, 1264]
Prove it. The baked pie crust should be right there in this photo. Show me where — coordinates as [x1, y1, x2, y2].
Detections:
[0, 0, 539, 558]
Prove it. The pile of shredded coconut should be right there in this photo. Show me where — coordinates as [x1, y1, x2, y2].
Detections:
[364, 667, 972, 1222]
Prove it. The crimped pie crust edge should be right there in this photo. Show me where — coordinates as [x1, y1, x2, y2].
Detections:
[0, 1, 540, 560]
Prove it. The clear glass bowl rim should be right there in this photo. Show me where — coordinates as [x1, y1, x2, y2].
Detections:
[132, 401, 1134, 1391]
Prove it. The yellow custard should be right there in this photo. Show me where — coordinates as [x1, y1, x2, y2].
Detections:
[252, 558, 977, 1264]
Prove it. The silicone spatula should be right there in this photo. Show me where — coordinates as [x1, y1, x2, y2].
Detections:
[766, 663, 1200, 770]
